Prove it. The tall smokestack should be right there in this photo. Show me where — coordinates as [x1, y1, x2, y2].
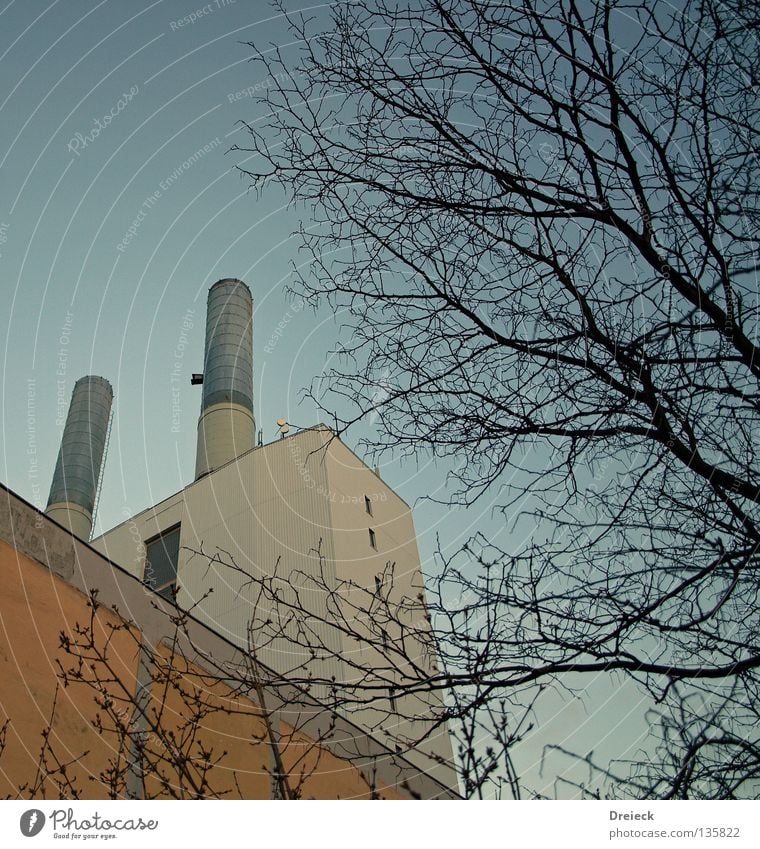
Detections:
[195, 278, 255, 479]
[46, 375, 113, 541]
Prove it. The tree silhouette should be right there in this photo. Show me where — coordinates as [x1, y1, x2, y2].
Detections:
[1, 587, 418, 800]
[237, 0, 760, 798]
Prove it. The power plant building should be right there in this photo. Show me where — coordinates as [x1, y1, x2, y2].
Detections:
[0, 278, 457, 798]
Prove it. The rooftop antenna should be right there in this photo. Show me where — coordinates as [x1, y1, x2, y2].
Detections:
[277, 418, 290, 439]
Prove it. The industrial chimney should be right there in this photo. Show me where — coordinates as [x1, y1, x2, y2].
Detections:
[46, 375, 113, 541]
[194, 278, 255, 479]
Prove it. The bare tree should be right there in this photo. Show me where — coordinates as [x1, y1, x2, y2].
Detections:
[1, 587, 408, 800]
[237, 0, 760, 798]
[51, 589, 393, 800]
[180, 541, 539, 799]
[1, 686, 88, 800]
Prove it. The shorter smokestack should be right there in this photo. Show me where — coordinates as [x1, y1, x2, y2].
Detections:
[195, 279, 255, 479]
[46, 375, 113, 541]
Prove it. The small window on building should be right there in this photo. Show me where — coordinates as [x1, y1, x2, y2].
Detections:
[364, 495, 373, 516]
[375, 575, 382, 593]
[389, 688, 397, 712]
[368, 527, 377, 549]
[144, 524, 181, 600]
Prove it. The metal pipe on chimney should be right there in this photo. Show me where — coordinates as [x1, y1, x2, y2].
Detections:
[194, 279, 255, 479]
[46, 375, 113, 541]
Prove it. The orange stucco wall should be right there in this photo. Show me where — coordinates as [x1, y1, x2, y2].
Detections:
[140, 645, 401, 799]
[0, 537, 140, 798]
[0, 538, 401, 799]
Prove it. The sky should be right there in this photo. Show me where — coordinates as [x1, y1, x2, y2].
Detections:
[1, 0, 343, 533]
[0, 0, 653, 798]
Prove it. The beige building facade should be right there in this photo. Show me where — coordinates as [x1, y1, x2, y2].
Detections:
[91, 425, 456, 790]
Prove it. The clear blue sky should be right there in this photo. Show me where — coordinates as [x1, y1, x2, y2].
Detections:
[0, 0, 503, 564]
[0, 0, 650, 797]
[2, 1, 356, 527]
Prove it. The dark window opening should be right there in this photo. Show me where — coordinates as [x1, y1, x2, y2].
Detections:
[389, 688, 397, 712]
[364, 495, 373, 516]
[368, 527, 377, 549]
[144, 524, 181, 600]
